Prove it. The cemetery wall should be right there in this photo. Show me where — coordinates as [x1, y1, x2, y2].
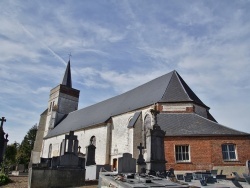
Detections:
[28, 168, 85, 188]
[165, 136, 250, 171]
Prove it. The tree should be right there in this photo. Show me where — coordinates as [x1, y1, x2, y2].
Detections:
[4, 142, 19, 166]
[16, 125, 37, 168]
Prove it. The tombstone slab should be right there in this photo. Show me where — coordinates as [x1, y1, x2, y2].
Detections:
[118, 153, 136, 173]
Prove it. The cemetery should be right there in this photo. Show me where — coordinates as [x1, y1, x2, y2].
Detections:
[27, 122, 250, 187]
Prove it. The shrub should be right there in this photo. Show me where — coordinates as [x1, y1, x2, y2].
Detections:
[0, 173, 11, 186]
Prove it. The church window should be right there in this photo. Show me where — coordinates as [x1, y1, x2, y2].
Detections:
[222, 144, 237, 161]
[90, 136, 96, 146]
[48, 144, 52, 158]
[175, 145, 190, 162]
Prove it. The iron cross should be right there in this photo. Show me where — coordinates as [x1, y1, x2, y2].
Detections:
[137, 143, 144, 156]
[0, 117, 6, 128]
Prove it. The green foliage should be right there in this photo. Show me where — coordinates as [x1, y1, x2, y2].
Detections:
[0, 173, 11, 186]
[16, 125, 37, 167]
[4, 142, 18, 166]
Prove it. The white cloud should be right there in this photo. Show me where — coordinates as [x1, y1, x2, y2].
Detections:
[1, 0, 250, 143]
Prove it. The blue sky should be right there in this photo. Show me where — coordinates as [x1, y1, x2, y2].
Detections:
[1, 0, 250, 144]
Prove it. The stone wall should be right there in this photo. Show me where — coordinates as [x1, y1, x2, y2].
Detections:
[42, 125, 109, 164]
[165, 136, 250, 173]
[28, 168, 85, 188]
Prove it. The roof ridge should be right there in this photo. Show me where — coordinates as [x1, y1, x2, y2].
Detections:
[176, 72, 208, 108]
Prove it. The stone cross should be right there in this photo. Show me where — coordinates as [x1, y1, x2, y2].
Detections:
[78, 146, 81, 153]
[65, 131, 78, 153]
[0, 117, 6, 128]
[137, 143, 146, 165]
[137, 143, 144, 156]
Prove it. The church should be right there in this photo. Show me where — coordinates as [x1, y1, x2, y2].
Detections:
[31, 61, 250, 173]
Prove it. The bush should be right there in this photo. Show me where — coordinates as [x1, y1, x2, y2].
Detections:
[0, 173, 11, 186]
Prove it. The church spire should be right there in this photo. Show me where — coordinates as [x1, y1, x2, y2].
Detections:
[62, 60, 72, 88]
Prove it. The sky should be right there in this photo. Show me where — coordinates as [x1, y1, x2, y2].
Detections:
[0, 0, 250, 144]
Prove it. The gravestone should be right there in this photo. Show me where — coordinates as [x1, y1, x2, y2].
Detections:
[184, 173, 193, 182]
[118, 153, 136, 173]
[59, 131, 80, 167]
[242, 173, 250, 184]
[0, 117, 8, 164]
[176, 174, 184, 180]
[137, 143, 146, 173]
[29, 131, 85, 188]
[146, 108, 167, 173]
[86, 143, 96, 166]
[184, 176, 192, 182]
[247, 160, 250, 175]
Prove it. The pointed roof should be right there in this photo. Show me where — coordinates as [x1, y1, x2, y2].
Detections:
[45, 70, 216, 138]
[160, 71, 207, 107]
[62, 60, 72, 88]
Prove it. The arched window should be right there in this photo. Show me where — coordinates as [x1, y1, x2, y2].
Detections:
[143, 115, 151, 148]
[48, 144, 52, 158]
[90, 136, 96, 146]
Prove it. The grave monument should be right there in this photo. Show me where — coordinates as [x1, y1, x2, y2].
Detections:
[28, 131, 85, 188]
[0, 117, 8, 165]
[145, 108, 167, 173]
[137, 143, 146, 173]
[85, 138, 111, 180]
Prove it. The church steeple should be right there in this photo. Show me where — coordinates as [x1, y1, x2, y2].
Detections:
[62, 60, 72, 88]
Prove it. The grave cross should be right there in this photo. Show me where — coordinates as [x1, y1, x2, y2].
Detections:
[0, 117, 6, 128]
[65, 131, 77, 152]
[137, 143, 146, 165]
[137, 143, 144, 156]
[78, 146, 81, 153]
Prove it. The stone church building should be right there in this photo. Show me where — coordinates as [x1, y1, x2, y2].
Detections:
[31, 61, 250, 173]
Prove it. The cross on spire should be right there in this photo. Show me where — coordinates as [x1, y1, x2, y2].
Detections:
[0, 117, 6, 128]
[68, 52, 72, 61]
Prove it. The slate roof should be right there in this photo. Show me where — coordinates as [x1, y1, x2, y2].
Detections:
[45, 70, 212, 139]
[158, 113, 249, 136]
[62, 60, 72, 88]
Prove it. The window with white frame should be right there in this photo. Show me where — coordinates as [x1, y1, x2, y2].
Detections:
[175, 145, 190, 162]
[222, 144, 237, 161]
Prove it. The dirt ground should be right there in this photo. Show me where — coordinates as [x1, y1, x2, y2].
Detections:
[2, 175, 98, 188]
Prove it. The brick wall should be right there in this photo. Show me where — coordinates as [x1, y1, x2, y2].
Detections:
[165, 136, 250, 171]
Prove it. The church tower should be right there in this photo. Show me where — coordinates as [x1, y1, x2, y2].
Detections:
[44, 60, 80, 136]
